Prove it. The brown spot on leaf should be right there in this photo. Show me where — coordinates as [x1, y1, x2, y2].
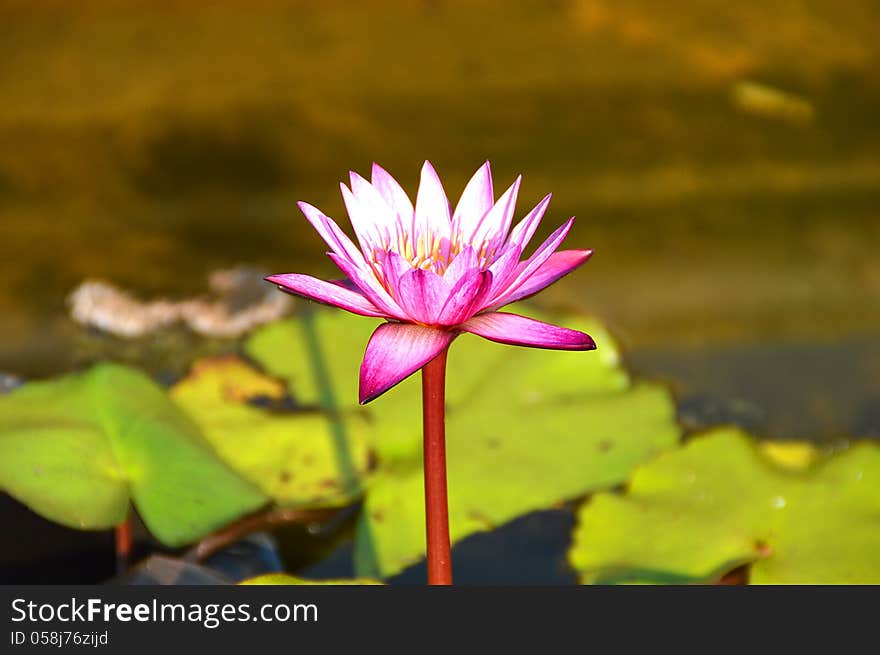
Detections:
[181, 355, 286, 402]
[189, 355, 241, 378]
[486, 437, 500, 449]
[278, 470, 293, 483]
[598, 439, 613, 452]
[754, 540, 773, 558]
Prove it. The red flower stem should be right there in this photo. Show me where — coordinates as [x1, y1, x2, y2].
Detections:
[422, 348, 452, 585]
[114, 514, 133, 575]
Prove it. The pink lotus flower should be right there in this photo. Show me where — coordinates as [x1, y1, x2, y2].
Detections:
[267, 161, 595, 404]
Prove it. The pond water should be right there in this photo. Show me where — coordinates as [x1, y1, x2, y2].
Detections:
[1, 1, 879, 582]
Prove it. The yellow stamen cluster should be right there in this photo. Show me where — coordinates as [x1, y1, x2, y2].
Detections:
[369, 228, 499, 287]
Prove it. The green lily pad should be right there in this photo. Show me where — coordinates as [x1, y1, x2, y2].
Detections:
[245, 306, 629, 460]
[244, 310, 375, 410]
[240, 574, 382, 585]
[246, 305, 676, 579]
[170, 356, 371, 507]
[569, 428, 880, 584]
[359, 314, 674, 577]
[0, 363, 266, 546]
[356, 381, 678, 578]
[244, 305, 629, 412]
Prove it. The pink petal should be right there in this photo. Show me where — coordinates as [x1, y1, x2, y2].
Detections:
[342, 176, 396, 254]
[265, 274, 389, 318]
[414, 160, 452, 238]
[371, 163, 415, 224]
[359, 322, 457, 403]
[328, 278, 362, 293]
[467, 176, 521, 250]
[484, 217, 575, 309]
[379, 249, 414, 287]
[460, 312, 595, 351]
[476, 175, 521, 244]
[506, 193, 552, 252]
[327, 252, 405, 319]
[297, 201, 366, 269]
[441, 246, 478, 286]
[452, 161, 494, 237]
[437, 270, 492, 326]
[489, 249, 593, 309]
[339, 183, 378, 256]
[485, 244, 523, 300]
[396, 268, 450, 324]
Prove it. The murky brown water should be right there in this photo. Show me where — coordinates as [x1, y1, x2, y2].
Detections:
[1, 0, 879, 441]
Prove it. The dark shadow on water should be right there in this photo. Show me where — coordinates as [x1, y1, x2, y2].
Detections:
[630, 336, 880, 442]
[389, 508, 578, 585]
[0, 494, 117, 584]
[303, 508, 578, 585]
[125, 116, 288, 197]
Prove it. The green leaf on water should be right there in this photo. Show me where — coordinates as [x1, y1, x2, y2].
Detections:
[170, 356, 371, 507]
[244, 305, 629, 412]
[244, 309, 375, 410]
[240, 573, 382, 585]
[0, 363, 266, 546]
[246, 305, 678, 579]
[568, 428, 880, 584]
[355, 380, 679, 579]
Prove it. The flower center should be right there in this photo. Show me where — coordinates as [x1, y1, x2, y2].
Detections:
[367, 227, 500, 299]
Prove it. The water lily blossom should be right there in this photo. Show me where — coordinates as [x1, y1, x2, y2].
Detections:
[268, 161, 595, 585]
[267, 161, 596, 404]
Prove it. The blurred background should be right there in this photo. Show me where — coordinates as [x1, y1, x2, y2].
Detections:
[1, 0, 879, 581]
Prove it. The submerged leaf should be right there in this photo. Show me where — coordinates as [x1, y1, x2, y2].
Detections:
[0, 363, 265, 546]
[240, 573, 382, 585]
[170, 356, 371, 507]
[569, 428, 880, 584]
[758, 440, 818, 470]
